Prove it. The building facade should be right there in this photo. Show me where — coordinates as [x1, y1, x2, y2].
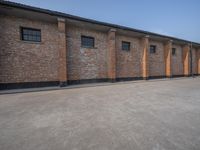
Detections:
[0, 1, 200, 90]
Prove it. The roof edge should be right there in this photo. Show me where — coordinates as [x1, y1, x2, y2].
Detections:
[0, 0, 200, 46]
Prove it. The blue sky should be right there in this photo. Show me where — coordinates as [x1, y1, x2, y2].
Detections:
[10, 0, 200, 43]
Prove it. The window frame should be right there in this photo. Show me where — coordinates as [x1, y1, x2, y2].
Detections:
[20, 27, 41, 42]
[81, 35, 95, 48]
[150, 45, 156, 54]
[122, 41, 131, 51]
[172, 48, 176, 56]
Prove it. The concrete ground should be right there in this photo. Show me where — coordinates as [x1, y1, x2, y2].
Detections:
[0, 78, 200, 150]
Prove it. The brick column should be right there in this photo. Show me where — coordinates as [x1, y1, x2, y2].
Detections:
[58, 18, 67, 86]
[141, 35, 149, 80]
[198, 49, 200, 75]
[107, 29, 116, 82]
[183, 44, 190, 76]
[164, 40, 172, 77]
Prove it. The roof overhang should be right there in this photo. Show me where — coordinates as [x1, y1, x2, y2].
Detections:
[0, 1, 200, 48]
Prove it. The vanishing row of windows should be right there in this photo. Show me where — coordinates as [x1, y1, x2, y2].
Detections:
[20, 27, 177, 55]
[150, 45, 176, 55]
[80, 37, 177, 55]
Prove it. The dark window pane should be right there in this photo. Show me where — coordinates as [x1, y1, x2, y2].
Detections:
[23, 35, 28, 40]
[122, 41, 130, 51]
[172, 48, 176, 55]
[36, 31, 41, 36]
[150, 45, 156, 54]
[28, 35, 32, 41]
[32, 31, 36, 36]
[23, 29, 28, 35]
[21, 27, 41, 42]
[36, 36, 40, 41]
[81, 36, 94, 48]
[29, 30, 33, 35]
[32, 36, 37, 41]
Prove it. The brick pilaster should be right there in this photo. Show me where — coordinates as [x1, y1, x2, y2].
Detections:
[57, 18, 67, 86]
[183, 44, 190, 76]
[107, 29, 116, 82]
[164, 40, 172, 77]
[141, 35, 149, 80]
[198, 49, 200, 75]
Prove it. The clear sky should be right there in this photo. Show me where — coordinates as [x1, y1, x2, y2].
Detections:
[10, 0, 200, 43]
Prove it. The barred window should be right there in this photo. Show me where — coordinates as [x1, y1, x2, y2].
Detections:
[172, 48, 176, 55]
[21, 27, 41, 42]
[81, 36, 95, 48]
[122, 41, 131, 51]
[150, 45, 156, 54]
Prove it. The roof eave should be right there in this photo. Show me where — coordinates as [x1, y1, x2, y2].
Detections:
[0, 0, 200, 47]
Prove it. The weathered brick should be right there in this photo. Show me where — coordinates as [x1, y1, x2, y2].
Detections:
[58, 18, 67, 86]
[198, 49, 200, 74]
[0, 15, 59, 83]
[0, 7, 199, 89]
[164, 40, 172, 77]
[116, 35, 142, 78]
[107, 29, 116, 81]
[172, 44, 184, 76]
[149, 40, 165, 77]
[141, 36, 149, 79]
[66, 25, 108, 81]
[183, 45, 190, 76]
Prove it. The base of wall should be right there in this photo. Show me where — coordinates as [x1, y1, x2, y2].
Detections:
[172, 75, 185, 78]
[0, 74, 199, 90]
[148, 76, 166, 80]
[143, 77, 149, 80]
[0, 81, 59, 90]
[183, 74, 199, 77]
[116, 77, 143, 82]
[68, 78, 109, 85]
[59, 81, 68, 87]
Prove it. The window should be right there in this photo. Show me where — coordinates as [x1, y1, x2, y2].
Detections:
[150, 45, 156, 54]
[81, 36, 95, 48]
[122, 41, 131, 51]
[172, 48, 176, 56]
[21, 27, 41, 42]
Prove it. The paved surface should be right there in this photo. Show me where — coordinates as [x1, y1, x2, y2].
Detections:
[0, 78, 200, 150]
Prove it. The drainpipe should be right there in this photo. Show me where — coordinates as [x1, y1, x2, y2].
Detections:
[190, 42, 194, 77]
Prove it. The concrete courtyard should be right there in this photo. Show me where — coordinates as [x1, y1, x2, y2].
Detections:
[0, 78, 200, 150]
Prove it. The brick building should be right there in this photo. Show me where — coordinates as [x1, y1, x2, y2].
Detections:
[0, 1, 200, 90]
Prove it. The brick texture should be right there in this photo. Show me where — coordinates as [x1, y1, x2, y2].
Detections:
[172, 44, 184, 75]
[141, 36, 149, 78]
[183, 45, 190, 76]
[107, 29, 116, 80]
[0, 15, 59, 83]
[0, 14, 200, 88]
[66, 25, 108, 81]
[116, 35, 141, 78]
[164, 41, 172, 77]
[58, 18, 67, 85]
[149, 40, 165, 77]
[198, 49, 200, 74]
[192, 48, 198, 74]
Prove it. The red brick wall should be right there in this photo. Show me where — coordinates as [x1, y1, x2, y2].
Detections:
[192, 48, 198, 74]
[172, 44, 184, 75]
[116, 35, 141, 78]
[1, 14, 200, 86]
[66, 25, 108, 81]
[198, 50, 200, 74]
[0, 15, 60, 83]
[149, 40, 165, 77]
